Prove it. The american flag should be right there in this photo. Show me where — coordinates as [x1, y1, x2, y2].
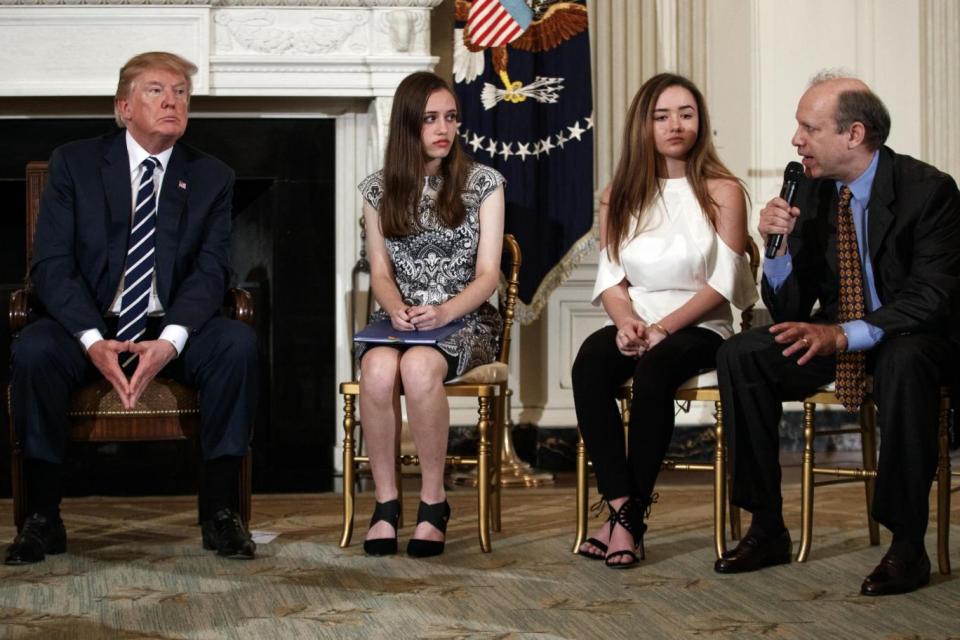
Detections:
[466, 0, 533, 49]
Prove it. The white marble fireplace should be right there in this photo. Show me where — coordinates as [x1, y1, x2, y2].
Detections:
[0, 0, 444, 469]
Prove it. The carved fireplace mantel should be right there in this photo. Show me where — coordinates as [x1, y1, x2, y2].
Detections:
[0, 0, 441, 96]
[0, 0, 442, 146]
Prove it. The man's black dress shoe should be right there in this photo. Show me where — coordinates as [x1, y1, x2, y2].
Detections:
[201, 508, 256, 559]
[860, 543, 930, 596]
[4, 513, 67, 565]
[714, 529, 792, 573]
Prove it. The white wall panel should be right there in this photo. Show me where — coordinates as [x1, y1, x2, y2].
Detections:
[0, 8, 210, 96]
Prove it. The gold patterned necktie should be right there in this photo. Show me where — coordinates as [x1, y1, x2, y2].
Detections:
[835, 185, 866, 411]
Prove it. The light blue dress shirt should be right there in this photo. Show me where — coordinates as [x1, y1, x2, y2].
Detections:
[763, 151, 885, 351]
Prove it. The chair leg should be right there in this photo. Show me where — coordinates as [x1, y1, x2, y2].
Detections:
[859, 401, 880, 546]
[937, 392, 951, 575]
[477, 396, 492, 552]
[239, 449, 253, 527]
[491, 388, 505, 533]
[713, 400, 728, 559]
[797, 401, 816, 563]
[573, 430, 588, 554]
[716, 400, 742, 541]
[340, 393, 357, 548]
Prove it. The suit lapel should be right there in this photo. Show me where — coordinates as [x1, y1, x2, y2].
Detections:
[866, 148, 895, 263]
[156, 144, 188, 304]
[102, 133, 132, 303]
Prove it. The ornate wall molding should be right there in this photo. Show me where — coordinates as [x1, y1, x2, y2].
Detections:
[214, 10, 370, 55]
[0, 7, 211, 95]
[0, 2, 439, 96]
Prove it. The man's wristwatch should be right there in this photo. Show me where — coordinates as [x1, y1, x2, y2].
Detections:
[836, 324, 849, 352]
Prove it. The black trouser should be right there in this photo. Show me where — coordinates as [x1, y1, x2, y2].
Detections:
[572, 325, 724, 501]
[10, 314, 258, 518]
[716, 326, 956, 542]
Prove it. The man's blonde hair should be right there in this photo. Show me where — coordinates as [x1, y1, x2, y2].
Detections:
[114, 51, 197, 127]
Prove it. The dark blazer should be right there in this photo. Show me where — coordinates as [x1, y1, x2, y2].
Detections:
[31, 129, 235, 337]
[761, 146, 960, 344]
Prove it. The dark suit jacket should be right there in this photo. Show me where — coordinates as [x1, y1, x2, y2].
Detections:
[761, 146, 960, 345]
[31, 129, 235, 337]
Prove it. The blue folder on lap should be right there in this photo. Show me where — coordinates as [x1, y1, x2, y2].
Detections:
[353, 319, 464, 345]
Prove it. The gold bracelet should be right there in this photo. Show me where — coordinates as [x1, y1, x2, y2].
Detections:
[651, 322, 671, 336]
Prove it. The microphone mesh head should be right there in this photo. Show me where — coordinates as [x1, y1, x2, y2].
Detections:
[784, 161, 804, 180]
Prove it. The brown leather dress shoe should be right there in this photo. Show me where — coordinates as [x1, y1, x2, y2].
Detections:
[4, 513, 67, 565]
[860, 544, 930, 596]
[201, 508, 256, 559]
[714, 529, 792, 573]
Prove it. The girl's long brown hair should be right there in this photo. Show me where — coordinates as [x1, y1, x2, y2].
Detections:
[606, 73, 746, 263]
[379, 72, 470, 238]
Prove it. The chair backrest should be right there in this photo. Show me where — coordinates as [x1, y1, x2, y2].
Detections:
[739, 236, 761, 334]
[25, 161, 48, 279]
[497, 234, 522, 367]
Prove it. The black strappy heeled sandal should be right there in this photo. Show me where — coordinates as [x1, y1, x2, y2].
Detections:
[363, 499, 401, 556]
[406, 500, 451, 558]
[604, 497, 649, 569]
[578, 499, 614, 560]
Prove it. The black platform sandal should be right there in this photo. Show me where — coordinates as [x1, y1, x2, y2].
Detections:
[363, 499, 401, 556]
[406, 500, 450, 558]
[604, 497, 649, 569]
[578, 499, 614, 560]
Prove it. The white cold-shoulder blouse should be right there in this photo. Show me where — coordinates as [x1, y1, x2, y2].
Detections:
[592, 177, 758, 339]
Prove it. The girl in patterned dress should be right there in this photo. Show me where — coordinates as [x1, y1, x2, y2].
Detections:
[356, 72, 505, 558]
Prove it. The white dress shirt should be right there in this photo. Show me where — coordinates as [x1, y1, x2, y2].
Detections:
[592, 177, 758, 338]
[77, 131, 189, 355]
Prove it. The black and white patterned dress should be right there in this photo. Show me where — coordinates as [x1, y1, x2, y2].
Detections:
[356, 163, 506, 378]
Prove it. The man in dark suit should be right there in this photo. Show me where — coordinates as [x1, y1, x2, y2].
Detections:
[713, 72, 960, 595]
[6, 52, 258, 563]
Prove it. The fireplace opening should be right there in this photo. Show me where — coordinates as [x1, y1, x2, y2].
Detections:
[0, 116, 337, 496]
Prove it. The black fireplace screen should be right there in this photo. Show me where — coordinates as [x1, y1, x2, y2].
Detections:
[0, 117, 337, 495]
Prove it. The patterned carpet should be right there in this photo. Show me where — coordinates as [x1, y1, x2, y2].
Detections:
[0, 480, 958, 639]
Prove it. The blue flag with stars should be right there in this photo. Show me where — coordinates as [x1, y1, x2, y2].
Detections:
[454, 0, 594, 321]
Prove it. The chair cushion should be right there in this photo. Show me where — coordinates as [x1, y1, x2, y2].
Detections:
[446, 362, 509, 385]
[677, 370, 718, 390]
[68, 379, 199, 417]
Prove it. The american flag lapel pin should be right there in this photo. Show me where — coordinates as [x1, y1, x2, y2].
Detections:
[178, 180, 187, 190]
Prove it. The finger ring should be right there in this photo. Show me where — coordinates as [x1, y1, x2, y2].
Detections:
[800, 338, 809, 347]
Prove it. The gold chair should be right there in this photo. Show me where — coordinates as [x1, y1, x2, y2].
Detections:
[573, 238, 760, 559]
[797, 381, 954, 574]
[7, 161, 254, 530]
[339, 234, 521, 553]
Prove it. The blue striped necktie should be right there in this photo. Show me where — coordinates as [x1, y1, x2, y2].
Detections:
[117, 156, 160, 366]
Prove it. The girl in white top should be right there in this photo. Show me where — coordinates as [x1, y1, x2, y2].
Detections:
[572, 73, 757, 569]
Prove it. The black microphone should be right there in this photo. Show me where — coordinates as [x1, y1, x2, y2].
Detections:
[764, 161, 805, 259]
